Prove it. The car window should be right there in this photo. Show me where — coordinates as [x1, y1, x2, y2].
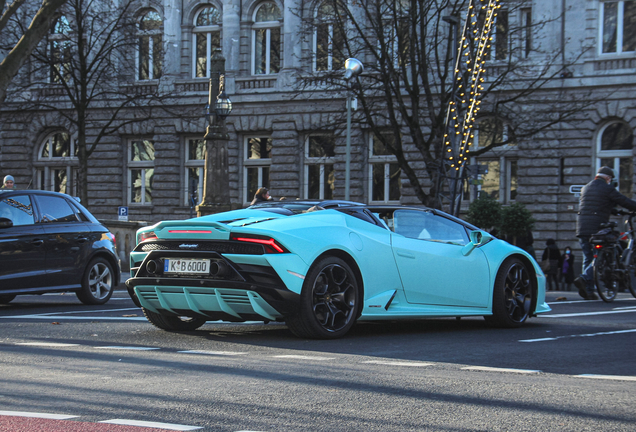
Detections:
[0, 195, 35, 226]
[36, 195, 80, 223]
[393, 210, 468, 245]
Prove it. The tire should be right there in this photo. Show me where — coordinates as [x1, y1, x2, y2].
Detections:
[594, 249, 618, 303]
[0, 295, 16, 304]
[484, 258, 533, 328]
[286, 256, 360, 339]
[142, 307, 207, 331]
[628, 256, 636, 299]
[76, 257, 114, 305]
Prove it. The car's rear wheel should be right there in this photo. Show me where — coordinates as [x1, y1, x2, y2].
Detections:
[286, 256, 359, 339]
[484, 258, 533, 328]
[0, 295, 16, 304]
[142, 308, 207, 331]
[76, 257, 114, 305]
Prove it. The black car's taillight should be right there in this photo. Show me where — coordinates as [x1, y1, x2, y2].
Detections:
[230, 233, 289, 254]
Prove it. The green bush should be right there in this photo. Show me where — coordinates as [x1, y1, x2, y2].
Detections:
[499, 202, 536, 241]
[465, 196, 501, 232]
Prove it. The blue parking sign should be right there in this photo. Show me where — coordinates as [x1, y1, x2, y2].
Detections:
[118, 206, 128, 221]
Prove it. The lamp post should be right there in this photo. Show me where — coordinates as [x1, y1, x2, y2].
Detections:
[196, 58, 233, 217]
[343, 58, 363, 201]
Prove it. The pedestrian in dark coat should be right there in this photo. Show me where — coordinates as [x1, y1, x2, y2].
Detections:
[250, 187, 271, 205]
[560, 246, 575, 291]
[542, 239, 562, 291]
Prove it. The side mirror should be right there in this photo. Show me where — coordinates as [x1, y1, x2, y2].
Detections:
[0, 217, 13, 228]
[461, 230, 492, 256]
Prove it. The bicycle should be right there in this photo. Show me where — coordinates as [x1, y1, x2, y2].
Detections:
[592, 210, 636, 302]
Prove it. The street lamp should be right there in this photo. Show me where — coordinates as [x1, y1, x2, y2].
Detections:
[343, 58, 363, 201]
[197, 72, 233, 217]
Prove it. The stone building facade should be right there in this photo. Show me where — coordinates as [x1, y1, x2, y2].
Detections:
[0, 0, 635, 259]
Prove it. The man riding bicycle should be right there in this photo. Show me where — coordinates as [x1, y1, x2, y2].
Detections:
[575, 166, 636, 300]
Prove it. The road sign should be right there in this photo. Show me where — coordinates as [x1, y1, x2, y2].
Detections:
[118, 206, 128, 222]
[569, 185, 584, 198]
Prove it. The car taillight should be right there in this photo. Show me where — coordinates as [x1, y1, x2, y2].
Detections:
[108, 232, 116, 248]
[230, 233, 288, 253]
[139, 231, 157, 243]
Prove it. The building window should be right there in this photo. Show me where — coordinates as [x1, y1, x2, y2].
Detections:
[521, 8, 532, 58]
[128, 139, 155, 205]
[304, 135, 336, 199]
[494, 8, 509, 60]
[36, 132, 77, 194]
[477, 158, 518, 203]
[369, 134, 401, 203]
[193, 5, 222, 78]
[314, 2, 345, 72]
[49, 15, 72, 83]
[184, 139, 206, 206]
[252, 2, 281, 75]
[244, 137, 272, 202]
[600, 1, 636, 54]
[137, 10, 163, 80]
[597, 121, 634, 196]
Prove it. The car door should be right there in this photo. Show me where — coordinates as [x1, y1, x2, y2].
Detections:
[390, 209, 491, 307]
[34, 194, 92, 288]
[0, 193, 47, 290]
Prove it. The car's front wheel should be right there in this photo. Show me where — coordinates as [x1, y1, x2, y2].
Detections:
[484, 258, 533, 328]
[142, 308, 207, 331]
[286, 256, 360, 339]
[0, 295, 16, 304]
[76, 257, 114, 305]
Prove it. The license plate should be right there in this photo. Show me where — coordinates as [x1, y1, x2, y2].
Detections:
[164, 258, 210, 275]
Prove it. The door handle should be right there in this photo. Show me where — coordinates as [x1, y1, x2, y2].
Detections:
[396, 251, 415, 259]
[76, 237, 88, 243]
[31, 239, 44, 246]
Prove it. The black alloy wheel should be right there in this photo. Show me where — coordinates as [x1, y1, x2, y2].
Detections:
[485, 258, 533, 328]
[286, 256, 359, 339]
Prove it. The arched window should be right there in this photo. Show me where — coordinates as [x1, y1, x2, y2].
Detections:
[252, 2, 281, 75]
[597, 121, 634, 196]
[35, 132, 78, 194]
[469, 118, 517, 203]
[193, 5, 221, 78]
[137, 9, 163, 80]
[314, 2, 345, 71]
[49, 15, 72, 83]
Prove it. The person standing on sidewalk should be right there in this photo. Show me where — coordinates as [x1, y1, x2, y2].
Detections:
[575, 166, 636, 300]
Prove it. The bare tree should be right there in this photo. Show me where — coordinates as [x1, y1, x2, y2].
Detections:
[0, 0, 68, 103]
[293, 0, 592, 211]
[8, 0, 167, 204]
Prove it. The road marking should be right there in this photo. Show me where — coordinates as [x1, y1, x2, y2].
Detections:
[541, 308, 636, 318]
[272, 355, 335, 361]
[519, 328, 636, 342]
[0, 410, 79, 420]
[99, 419, 202, 430]
[95, 346, 160, 350]
[363, 360, 434, 367]
[0, 314, 148, 321]
[547, 297, 636, 305]
[462, 366, 541, 374]
[576, 374, 636, 382]
[15, 342, 80, 347]
[179, 350, 248, 356]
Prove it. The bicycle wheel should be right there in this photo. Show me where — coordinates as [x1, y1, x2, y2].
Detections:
[594, 248, 618, 302]
[628, 255, 636, 298]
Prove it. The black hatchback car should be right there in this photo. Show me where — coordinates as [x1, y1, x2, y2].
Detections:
[0, 190, 120, 305]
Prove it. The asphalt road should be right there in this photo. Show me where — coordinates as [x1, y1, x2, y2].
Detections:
[0, 288, 635, 431]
